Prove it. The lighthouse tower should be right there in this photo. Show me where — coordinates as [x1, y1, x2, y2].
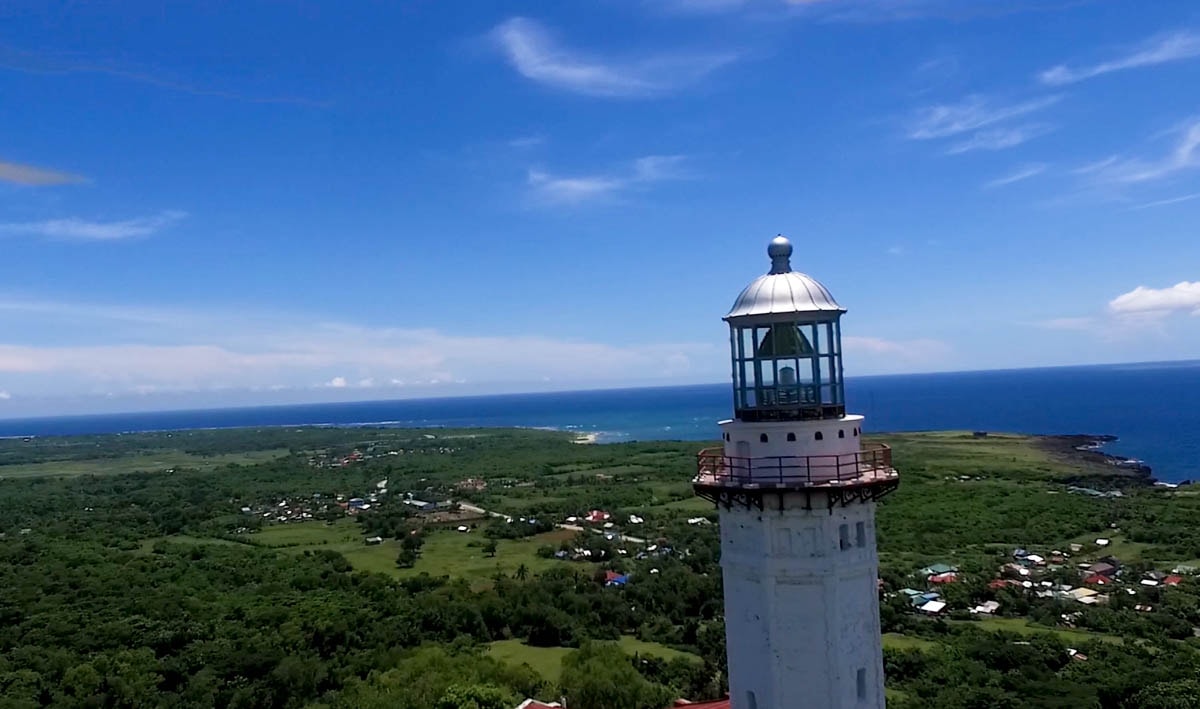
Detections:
[694, 236, 899, 709]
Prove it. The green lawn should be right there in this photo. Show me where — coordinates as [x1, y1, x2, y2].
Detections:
[0, 448, 290, 479]
[348, 529, 569, 583]
[657, 496, 715, 512]
[954, 616, 1123, 645]
[487, 637, 700, 684]
[1066, 532, 1155, 564]
[251, 519, 362, 548]
[882, 633, 938, 651]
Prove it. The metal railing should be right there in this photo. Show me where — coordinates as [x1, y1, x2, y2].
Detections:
[695, 443, 895, 487]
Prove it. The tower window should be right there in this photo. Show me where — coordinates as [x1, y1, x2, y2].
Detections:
[856, 521, 866, 548]
[838, 429, 845, 439]
[746, 692, 758, 709]
[856, 668, 867, 701]
[786, 432, 796, 442]
[815, 431, 824, 441]
[724, 432, 730, 441]
[759, 433, 769, 443]
[839, 524, 850, 550]
[853, 428, 859, 437]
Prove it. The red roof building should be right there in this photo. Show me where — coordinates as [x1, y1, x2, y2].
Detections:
[1083, 573, 1110, 586]
[929, 572, 958, 584]
[515, 700, 561, 709]
[1164, 574, 1184, 586]
[674, 699, 732, 708]
[585, 510, 612, 523]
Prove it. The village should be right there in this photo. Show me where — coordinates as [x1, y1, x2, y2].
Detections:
[890, 534, 1197, 659]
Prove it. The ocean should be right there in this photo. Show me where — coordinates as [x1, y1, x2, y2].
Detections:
[1, 360, 1197, 483]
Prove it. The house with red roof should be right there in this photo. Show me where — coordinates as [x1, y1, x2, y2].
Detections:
[1164, 574, 1184, 586]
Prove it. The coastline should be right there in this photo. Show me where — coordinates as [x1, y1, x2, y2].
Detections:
[1035, 434, 1156, 487]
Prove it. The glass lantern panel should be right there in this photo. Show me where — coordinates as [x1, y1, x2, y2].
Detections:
[755, 324, 813, 358]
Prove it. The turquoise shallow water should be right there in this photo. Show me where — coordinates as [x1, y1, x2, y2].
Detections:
[1, 360, 1197, 483]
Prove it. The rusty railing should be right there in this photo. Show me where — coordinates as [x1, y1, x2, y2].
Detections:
[695, 443, 895, 487]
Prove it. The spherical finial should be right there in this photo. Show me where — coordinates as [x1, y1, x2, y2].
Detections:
[768, 234, 792, 274]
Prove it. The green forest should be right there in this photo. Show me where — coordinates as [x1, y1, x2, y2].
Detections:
[3, 426, 1200, 708]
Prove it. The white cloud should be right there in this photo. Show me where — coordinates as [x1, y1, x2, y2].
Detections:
[527, 155, 688, 205]
[507, 135, 545, 149]
[1080, 120, 1200, 185]
[842, 336, 951, 367]
[0, 159, 85, 186]
[947, 124, 1052, 154]
[491, 17, 736, 98]
[1040, 31, 1200, 85]
[1109, 282, 1200, 316]
[908, 94, 1059, 141]
[0, 210, 186, 241]
[984, 163, 1047, 189]
[1128, 192, 1200, 210]
[661, 0, 751, 12]
[0, 390, 10, 400]
[1033, 317, 1097, 331]
[0, 299, 717, 400]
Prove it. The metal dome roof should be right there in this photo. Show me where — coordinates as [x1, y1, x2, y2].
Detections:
[725, 236, 844, 320]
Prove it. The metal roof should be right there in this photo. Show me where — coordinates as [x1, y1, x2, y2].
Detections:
[725, 236, 844, 320]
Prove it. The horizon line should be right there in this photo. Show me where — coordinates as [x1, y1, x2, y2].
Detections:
[1, 356, 1197, 426]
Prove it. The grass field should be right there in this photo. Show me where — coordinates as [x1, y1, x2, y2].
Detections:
[0, 448, 290, 479]
[371, 529, 567, 582]
[953, 616, 1123, 645]
[251, 520, 362, 548]
[882, 633, 938, 651]
[1065, 531, 1155, 564]
[487, 637, 700, 683]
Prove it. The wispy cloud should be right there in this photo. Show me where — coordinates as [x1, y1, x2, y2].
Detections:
[984, 163, 1047, 189]
[490, 17, 736, 98]
[1110, 282, 1200, 316]
[658, 0, 752, 13]
[0, 159, 86, 186]
[908, 94, 1060, 141]
[788, 0, 1078, 24]
[1128, 192, 1200, 210]
[0, 43, 325, 107]
[0, 210, 186, 241]
[1033, 317, 1097, 331]
[0, 298, 716, 401]
[1079, 119, 1200, 185]
[1040, 31, 1200, 85]
[842, 335, 952, 368]
[947, 124, 1052, 154]
[527, 155, 688, 205]
[507, 135, 546, 149]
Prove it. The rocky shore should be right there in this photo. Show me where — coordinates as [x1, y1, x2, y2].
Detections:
[1035, 434, 1156, 488]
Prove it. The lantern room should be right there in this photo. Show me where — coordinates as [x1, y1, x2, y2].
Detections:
[724, 236, 846, 422]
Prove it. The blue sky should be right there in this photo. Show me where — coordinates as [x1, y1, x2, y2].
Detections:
[3, 0, 1200, 417]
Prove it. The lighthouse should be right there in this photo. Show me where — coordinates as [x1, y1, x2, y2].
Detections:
[693, 236, 899, 709]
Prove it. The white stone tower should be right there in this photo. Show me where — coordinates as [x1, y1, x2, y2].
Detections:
[693, 236, 899, 709]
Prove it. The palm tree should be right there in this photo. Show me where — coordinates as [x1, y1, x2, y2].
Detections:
[514, 563, 529, 581]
